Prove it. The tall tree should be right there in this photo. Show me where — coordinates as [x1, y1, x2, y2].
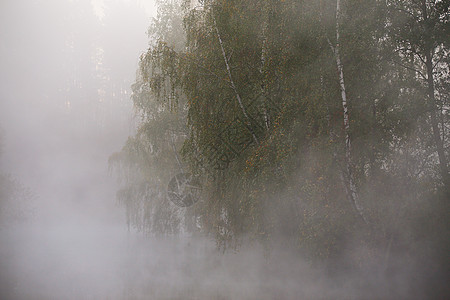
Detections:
[117, 1, 449, 271]
[326, 0, 367, 223]
[110, 0, 200, 235]
[386, 0, 449, 188]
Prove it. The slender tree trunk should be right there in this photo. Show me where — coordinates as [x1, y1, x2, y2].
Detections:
[329, 0, 368, 223]
[420, 1, 449, 187]
[424, 51, 449, 186]
[212, 15, 259, 145]
[259, 5, 270, 131]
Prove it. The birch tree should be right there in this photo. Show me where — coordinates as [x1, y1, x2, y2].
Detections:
[327, 0, 368, 223]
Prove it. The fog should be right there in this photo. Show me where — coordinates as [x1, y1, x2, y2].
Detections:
[0, 0, 154, 298]
[0, 1, 448, 299]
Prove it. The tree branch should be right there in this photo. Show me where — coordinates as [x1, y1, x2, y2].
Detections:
[392, 59, 427, 80]
[212, 12, 259, 145]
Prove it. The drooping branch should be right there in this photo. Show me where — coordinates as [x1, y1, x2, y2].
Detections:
[169, 131, 185, 174]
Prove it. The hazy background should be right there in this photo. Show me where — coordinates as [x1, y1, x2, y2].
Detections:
[0, 0, 154, 218]
[0, 0, 158, 298]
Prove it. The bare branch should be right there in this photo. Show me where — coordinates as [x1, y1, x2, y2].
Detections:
[392, 59, 427, 79]
[388, 5, 421, 21]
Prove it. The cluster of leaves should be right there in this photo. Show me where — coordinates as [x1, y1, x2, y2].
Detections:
[115, 0, 449, 269]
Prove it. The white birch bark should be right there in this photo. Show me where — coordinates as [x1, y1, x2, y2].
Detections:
[328, 0, 368, 224]
[212, 15, 259, 145]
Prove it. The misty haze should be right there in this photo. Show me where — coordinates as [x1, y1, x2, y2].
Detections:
[0, 0, 449, 299]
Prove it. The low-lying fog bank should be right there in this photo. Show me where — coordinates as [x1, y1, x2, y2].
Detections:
[1, 217, 446, 299]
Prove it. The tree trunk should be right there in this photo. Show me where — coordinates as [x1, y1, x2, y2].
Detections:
[259, 4, 270, 131]
[424, 50, 449, 187]
[329, 0, 368, 223]
[421, 0, 449, 188]
[213, 14, 259, 145]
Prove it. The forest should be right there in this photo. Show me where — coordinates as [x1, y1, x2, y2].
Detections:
[0, 0, 448, 299]
[109, 0, 449, 297]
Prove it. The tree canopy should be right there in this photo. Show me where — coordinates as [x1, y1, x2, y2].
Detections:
[112, 1, 449, 278]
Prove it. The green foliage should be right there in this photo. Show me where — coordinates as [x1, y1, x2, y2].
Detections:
[115, 0, 449, 264]
[109, 0, 198, 236]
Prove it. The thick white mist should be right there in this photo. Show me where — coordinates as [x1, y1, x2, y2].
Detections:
[0, 0, 156, 299]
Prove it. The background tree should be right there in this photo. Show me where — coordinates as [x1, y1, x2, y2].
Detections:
[386, 0, 449, 188]
[110, 0, 202, 235]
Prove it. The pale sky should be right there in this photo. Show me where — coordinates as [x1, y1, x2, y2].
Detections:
[92, 0, 157, 20]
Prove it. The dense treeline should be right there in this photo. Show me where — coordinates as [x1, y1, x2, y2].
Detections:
[111, 0, 448, 283]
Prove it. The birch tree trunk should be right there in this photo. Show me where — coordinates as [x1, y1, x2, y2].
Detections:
[212, 14, 259, 145]
[329, 0, 368, 223]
